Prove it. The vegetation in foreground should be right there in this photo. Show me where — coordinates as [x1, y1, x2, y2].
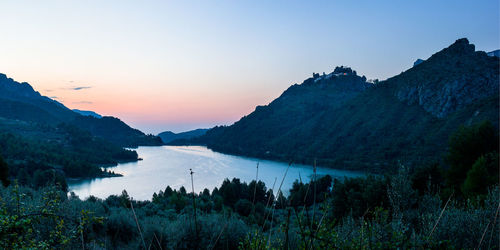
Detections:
[0, 121, 498, 249]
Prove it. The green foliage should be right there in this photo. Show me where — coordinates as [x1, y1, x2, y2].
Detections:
[462, 153, 499, 198]
[0, 125, 139, 189]
[0, 170, 498, 249]
[235, 199, 253, 216]
[329, 175, 388, 220]
[411, 162, 444, 195]
[289, 175, 332, 207]
[0, 184, 103, 249]
[446, 120, 499, 195]
[239, 229, 282, 250]
[0, 155, 9, 187]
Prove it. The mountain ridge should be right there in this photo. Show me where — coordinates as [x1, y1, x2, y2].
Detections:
[73, 109, 102, 118]
[0, 74, 161, 147]
[158, 128, 208, 144]
[172, 38, 499, 172]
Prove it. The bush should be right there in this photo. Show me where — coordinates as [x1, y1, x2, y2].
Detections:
[235, 199, 253, 216]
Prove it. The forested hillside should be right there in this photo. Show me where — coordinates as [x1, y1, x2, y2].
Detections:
[0, 74, 159, 185]
[178, 39, 499, 172]
[0, 73, 161, 147]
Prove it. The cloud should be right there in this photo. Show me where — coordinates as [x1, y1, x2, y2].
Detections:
[49, 96, 59, 99]
[60, 85, 92, 91]
[72, 101, 93, 104]
[71, 86, 92, 90]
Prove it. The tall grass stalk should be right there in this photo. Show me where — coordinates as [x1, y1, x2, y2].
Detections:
[261, 177, 277, 230]
[209, 219, 229, 250]
[80, 216, 85, 250]
[486, 203, 500, 250]
[428, 191, 453, 240]
[130, 200, 146, 249]
[252, 162, 259, 213]
[311, 159, 317, 249]
[190, 168, 198, 248]
[284, 208, 291, 250]
[267, 201, 276, 248]
[262, 161, 291, 233]
[152, 233, 163, 250]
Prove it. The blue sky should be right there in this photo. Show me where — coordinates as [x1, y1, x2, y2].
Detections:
[0, 0, 498, 133]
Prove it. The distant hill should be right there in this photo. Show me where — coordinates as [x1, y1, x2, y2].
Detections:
[487, 49, 499, 57]
[0, 74, 78, 124]
[73, 109, 102, 118]
[74, 115, 162, 147]
[413, 59, 424, 67]
[159, 128, 208, 144]
[0, 74, 161, 147]
[175, 38, 499, 172]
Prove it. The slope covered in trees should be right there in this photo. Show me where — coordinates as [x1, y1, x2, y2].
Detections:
[0, 73, 161, 147]
[177, 39, 499, 172]
[0, 74, 158, 184]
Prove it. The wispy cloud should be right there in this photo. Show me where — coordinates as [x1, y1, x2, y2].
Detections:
[70, 86, 92, 91]
[59, 81, 92, 91]
[73, 101, 93, 104]
[49, 96, 59, 99]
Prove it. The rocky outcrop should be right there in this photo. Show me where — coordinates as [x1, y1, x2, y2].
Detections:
[393, 38, 499, 118]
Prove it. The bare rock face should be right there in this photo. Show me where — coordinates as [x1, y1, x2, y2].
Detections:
[393, 38, 499, 118]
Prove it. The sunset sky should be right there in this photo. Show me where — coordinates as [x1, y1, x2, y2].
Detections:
[0, 0, 498, 133]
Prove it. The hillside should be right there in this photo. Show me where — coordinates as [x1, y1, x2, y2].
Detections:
[0, 74, 161, 147]
[72, 109, 102, 118]
[158, 128, 208, 144]
[0, 74, 160, 184]
[175, 39, 499, 172]
[73, 115, 162, 147]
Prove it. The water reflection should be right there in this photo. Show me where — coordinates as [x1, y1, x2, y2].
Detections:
[68, 146, 364, 201]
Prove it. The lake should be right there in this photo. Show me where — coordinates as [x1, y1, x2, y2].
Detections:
[68, 146, 365, 201]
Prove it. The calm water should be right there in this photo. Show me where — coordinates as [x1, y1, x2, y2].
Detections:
[68, 146, 364, 201]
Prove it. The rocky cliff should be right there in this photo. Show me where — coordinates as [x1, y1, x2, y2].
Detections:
[393, 38, 499, 118]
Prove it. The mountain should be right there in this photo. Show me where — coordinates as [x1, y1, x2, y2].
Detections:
[0, 74, 161, 147]
[74, 115, 162, 147]
[158, 128, 208, 144]
[413, 59, 424, 67]
[0, 74, 78, 124]
[0, 73, 162, 184]
[487, 49, 500, 57]
[174, 38, 499, 172]
[73, 109, 102, 118]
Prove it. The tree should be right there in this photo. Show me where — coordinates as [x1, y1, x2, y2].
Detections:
[411, 163, 444, 194]
[248, 180, 267, 204]
[0, 155, 9, 187]
[446, 121, 499, 193]
[235, 199, 252, 216]
[462, 153, 499, 198]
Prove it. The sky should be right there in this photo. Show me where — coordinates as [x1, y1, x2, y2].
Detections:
[0, 1, 498, 134]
